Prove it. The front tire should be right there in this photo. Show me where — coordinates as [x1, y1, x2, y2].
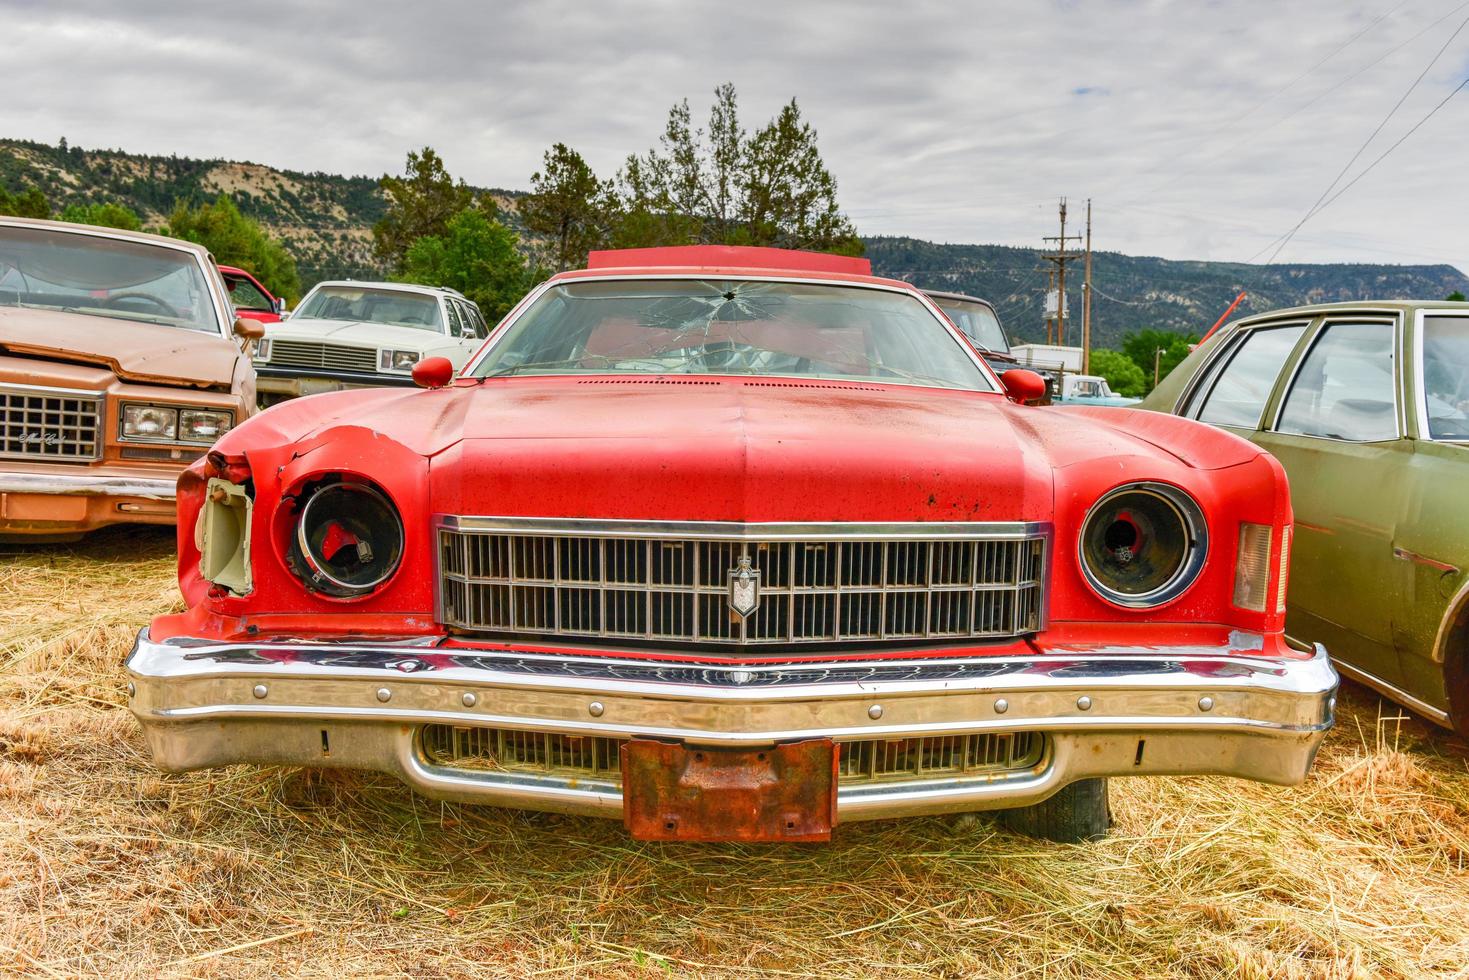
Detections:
[998, 778, 1110, 843]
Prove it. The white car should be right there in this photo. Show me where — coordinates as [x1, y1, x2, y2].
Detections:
[253, 281, 489, 403]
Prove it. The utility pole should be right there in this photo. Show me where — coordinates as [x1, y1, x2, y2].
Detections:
[1082, 199, 1093, 374]
[1041, 198, 1083, 348]
[1153, 347, 1164, 388]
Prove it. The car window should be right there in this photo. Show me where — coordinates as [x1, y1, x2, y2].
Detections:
[471, 278, 997, 391]
[1189, 324, 1307, 428]
[445, 298, 464, 336]
[226, 274, 272, 311]
[1276, 321, 1397, 442]
[932, 298, 1009, 353]
[295, 286, 443, 330]
[469, 304, 489, 337]
[1421, 315, 1469, 441]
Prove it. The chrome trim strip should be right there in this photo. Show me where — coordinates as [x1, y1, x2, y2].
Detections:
[437, 515, 1050, 542]
[0, 473, 176, 499]
[1332, 658, 1449, 726]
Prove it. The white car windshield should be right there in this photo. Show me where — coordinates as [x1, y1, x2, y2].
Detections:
[0, 225, 221, 332]
[471, 278, 996, 391]
[295, 285, 444, 331]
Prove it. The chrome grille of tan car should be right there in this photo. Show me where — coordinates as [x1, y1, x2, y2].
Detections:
[0, 384, 103, 462]
[418, 724, 1048, 785]
[267, 340, 377, 373]
[437, 518, 1047, 648]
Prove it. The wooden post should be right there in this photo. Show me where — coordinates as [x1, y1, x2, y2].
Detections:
[1082, 199, 1093, 374]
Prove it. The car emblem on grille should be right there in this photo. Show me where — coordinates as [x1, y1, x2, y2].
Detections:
[728, 555, 761, 618]
[19, 432, 61, 446]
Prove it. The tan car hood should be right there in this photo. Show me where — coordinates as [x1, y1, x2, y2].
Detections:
[0, 306, 239, 389]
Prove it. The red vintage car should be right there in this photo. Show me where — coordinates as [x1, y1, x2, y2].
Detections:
[127, 246, 1336, 843]
[219, 265, 284, 324]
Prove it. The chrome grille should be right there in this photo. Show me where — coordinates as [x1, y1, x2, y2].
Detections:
[438, 519, 1047, 648]
[837, 731, 1046, 783]
[421, 726, 622, 777]
[419, 725, 1047, 785]
[267, 339, 377, 372]
[0, 384, 103, 462]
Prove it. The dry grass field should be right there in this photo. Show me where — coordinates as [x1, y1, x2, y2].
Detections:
[3, 525, 1469, 978]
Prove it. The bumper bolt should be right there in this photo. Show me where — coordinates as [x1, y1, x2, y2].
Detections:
[376, 688, 392, 703]
[868, 704, 884, 720]
[1198, 696, 1215, 712]
[588, 701, 605, 717]
[126, 682, 136, 699]
[252, 684, 268, 700]
[461, 692, 478, 707]
[1076, 695, 1093, 711]
[994, 698, 1009, 714]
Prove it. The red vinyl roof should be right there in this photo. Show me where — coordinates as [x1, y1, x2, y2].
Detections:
[585, 245, 872, 277]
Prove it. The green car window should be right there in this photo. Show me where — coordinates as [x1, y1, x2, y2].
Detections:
[1277, 321, 1397, 442]
[1422, 316, 1469, 440]
[1191, 324, 1307, 428]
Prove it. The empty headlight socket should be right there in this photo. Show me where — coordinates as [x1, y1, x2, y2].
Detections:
[200, 477, 253, 596]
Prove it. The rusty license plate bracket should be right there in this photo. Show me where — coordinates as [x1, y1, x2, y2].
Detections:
[621, 738, 838, 842]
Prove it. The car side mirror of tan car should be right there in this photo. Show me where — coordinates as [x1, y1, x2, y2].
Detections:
[412, 356, 455, 389]
[1001, 369, 1047, 405]
[233, 317, 266, 341]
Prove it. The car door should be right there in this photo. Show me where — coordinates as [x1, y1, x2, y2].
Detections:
[1253, 315, 1412, 687]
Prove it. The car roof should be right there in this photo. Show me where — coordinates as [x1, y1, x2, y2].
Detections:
[922, 289, 996, 309]
[553, 246, 921, 294]
[307, 279, 471, 301]
[0, 214, 214, 259]
[1232, 299, 1469, 327]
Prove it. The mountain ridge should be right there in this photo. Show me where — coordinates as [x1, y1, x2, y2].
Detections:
[4, 137, 1464, 347]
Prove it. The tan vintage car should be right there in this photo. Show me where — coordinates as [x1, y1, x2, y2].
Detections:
[0, 216, 261, 541]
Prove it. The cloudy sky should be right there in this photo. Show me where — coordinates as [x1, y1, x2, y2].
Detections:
[4, 0, 1468, 271]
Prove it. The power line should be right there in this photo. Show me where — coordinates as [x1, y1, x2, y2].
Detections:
[1254, 9, 1469, 264]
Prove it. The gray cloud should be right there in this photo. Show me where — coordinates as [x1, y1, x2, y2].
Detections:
[3, 0, 1467, 272]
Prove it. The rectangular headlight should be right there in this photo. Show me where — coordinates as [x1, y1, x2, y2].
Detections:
[179, 409, 234, 444]
[379, 349, 420, 372]
[254, 338, 272, 361]
[1233, 523, 1272, 612]
[120, 404, 178, 441]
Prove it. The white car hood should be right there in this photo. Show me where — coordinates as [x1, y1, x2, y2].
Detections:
[269, 317, 446, 349]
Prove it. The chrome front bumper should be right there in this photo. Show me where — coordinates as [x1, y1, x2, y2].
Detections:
[0, 472, 176, 499]
[126, 630, 1338, 821]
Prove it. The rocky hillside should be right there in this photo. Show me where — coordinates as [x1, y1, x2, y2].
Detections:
[5, 137, 1464, 345]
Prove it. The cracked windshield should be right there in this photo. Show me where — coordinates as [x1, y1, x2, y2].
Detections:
[471, 278, 996, 390]
[0, 224, 220, 332]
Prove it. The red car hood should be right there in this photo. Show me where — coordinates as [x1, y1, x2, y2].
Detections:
[0, 306, 239, 389]
[240, 376, 1234, 524]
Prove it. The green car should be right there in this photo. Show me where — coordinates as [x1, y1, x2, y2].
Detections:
[1142, 301, 1469, 732]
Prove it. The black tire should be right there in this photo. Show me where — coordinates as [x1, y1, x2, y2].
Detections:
[997, 778, 1110, 843]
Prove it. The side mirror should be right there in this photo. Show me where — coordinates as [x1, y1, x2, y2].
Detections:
[412, 356, 455, 389]
[273, 297, 287, 315]
[233, 317, 266, 341]
[1000, 369, 1047, 405]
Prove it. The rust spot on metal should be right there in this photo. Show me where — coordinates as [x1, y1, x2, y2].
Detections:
[621, 738, 837, 842]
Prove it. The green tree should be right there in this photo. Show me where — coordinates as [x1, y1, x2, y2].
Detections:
[607, 84, 861, 254]
[374, 147, 477, 268]
[1448, 290, 1466, 302]
[168, 194, 300, 302]
[398, 208, 530, 320]
[738, 98, 863, 254]
[59, 201, 141, 231]
[1089, 349, 1147, 397]
[1121, 328, 1199, 391]
[519, 143, 611, 271]
[0, 185, 51, 219]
